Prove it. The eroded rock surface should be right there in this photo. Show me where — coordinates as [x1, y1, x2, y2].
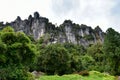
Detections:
[0, 12, 105, 46]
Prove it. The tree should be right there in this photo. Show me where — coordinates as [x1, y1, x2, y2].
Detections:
[103, 28, 120, 75]
[63, 43, 86, 72]
[0, 26, 37, 80]
[80, 55, 94, 70]
[37, 43, 70, 75]
[86, 42, 104, 71]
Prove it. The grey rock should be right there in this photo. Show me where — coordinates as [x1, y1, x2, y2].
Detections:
[0, 12, 105, 47]
[34, 12, 40, 19]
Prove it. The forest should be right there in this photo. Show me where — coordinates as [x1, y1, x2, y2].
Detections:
[0, 26, 120, 80]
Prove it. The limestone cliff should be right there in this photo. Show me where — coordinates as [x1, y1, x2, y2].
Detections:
[0, 12, 105, 46]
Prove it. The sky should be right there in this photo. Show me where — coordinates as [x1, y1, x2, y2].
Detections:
[0, 0, 120, 32]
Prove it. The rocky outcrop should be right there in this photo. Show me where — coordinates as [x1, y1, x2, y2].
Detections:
[0, 12, 105, 46]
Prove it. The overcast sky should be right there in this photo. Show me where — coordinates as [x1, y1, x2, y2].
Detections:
[0, 0, 120, 32]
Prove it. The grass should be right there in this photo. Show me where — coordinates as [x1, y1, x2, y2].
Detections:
[38, 71, 115, 80]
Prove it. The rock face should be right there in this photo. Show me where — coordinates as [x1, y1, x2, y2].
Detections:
[0, 12, 105, 46]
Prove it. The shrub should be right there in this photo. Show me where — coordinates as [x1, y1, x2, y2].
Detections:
[0, 27, 37, 80]
[37, 44, 70, 75]
[78, 70, 89, 76]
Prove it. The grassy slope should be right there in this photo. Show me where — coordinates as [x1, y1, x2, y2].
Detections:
[39, 71, 115, 80]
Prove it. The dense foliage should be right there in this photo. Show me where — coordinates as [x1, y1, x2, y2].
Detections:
[103, 28, 120, 75]
[0, 27, 36, 80]
[37, 43, 70, 75]
[35, 27, 120, 76]
[1, 26, 120, 80]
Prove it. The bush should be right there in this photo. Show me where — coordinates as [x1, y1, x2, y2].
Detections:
[0, 66, 35, 80]
[83, 35, 94, 40]
[37, 44, 70, 75]
[80, 55, 95, 70]
[0, 27, 37, 80]
[78, 70, 89, 76]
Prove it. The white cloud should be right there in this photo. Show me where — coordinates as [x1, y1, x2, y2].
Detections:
[0, 0, 119, 32]
[51, 0, 116, 32]
[0, 0, 52, 22]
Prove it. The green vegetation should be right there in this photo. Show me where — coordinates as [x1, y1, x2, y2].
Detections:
[36, 43, 70, 75]
[86, 42, 104, 71]
[83, 34, 94, 40]
[103, 28, 120, 75]
[39, 71, 115, 80]
[1, 26, 120, 80]
[0, 26, 37, 80]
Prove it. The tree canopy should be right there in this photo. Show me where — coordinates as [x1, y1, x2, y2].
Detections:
[103, 28, 120, 75]
[0, 26, 37, 80]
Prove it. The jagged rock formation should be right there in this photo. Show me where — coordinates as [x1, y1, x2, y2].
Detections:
[0, 12, 105, 46]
